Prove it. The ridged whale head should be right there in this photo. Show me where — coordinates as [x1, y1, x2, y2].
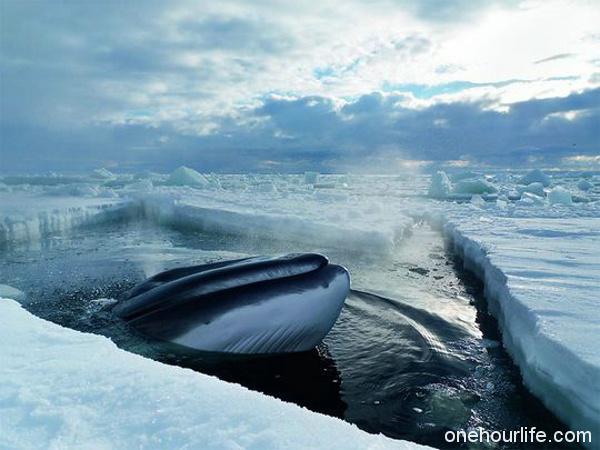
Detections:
[114, 254, 350, 354]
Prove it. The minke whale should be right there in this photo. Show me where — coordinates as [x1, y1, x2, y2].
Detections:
[113, 253, 350, 354]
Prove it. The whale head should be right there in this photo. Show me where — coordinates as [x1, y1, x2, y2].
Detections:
[113, 253, 350, 354]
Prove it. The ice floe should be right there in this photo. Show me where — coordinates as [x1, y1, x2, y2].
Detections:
[548, 186, 573, 206]
[440, 211, 600, 442]
[165, 166, 211, 188]
[0, 298, 429, 450]
[428, 171, 453, 198]
[518, 169, 551, 187]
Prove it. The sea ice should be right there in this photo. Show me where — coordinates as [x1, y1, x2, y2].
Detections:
[578, 179, 593, 191]
[442, 213, 600, 445]
[0, 285, 25, 301]
[452, 178, 498, 195]
[507, 190, 522, 201]
[548, 186, 573, 206]
[516, 192, 545, 206]
[518, 169, 551, 187]
[304, 171, 320, 184]
[0, 298, 430, 450]
[470, 194, 486, 208]
[449, 171, 478, 181]
[166, 166, 210, 188]
[91, 168, 115, 179]
[518, 182, 545, 197]
[1, 170, 598, 448]
[428, 171, 452, 198]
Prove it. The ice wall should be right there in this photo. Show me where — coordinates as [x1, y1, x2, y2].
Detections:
[139, 187, 414, 255]
[441, 215, 600, 448]
[0, 298, 430, 450]
[0, 194, 136, 247]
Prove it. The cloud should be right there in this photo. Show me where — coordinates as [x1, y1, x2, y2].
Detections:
[1, 0, 599, 172]
[3, 88, 598, 172]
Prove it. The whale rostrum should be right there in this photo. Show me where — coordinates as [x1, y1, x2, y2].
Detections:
[113, 253, 350, 354]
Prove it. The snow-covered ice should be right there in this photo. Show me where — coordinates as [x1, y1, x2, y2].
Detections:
[0, 298, 430, 450]
[439, 210, 600, 439]
[0, 191, 134, 247]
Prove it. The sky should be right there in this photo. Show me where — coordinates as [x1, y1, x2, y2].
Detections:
[1, 0, 599, 173]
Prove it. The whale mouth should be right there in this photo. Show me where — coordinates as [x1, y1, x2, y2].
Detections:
[112, 254, 350, 354]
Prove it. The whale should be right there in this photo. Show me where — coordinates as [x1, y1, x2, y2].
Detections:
[113, 253, 350, 354]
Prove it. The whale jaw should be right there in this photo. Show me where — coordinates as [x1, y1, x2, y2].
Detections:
[114, 254, 350, 354]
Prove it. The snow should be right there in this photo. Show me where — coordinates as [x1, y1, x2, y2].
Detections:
[440, 211, 600, 439]
[548, 186, 573, 206]
[0, 298, 429, 450]
[166, 166, 210, 188]
[518, 169, 551, 187]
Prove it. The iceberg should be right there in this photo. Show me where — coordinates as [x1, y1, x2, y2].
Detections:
[577, 179, 593, 191]
[428, 171, 452, 198]
[0, 298, 430, 450]
[452, 178, 498, 195]
[449, 170, 478, 181]
[91, 167, 115, 179]
[470, 194, 486, 207]
[548, 186, 573, 206]
[518, 169, 551, 187]
[304, 171, 320, 185]
[166, 166, 210, 188]
[517, 182, 545, 197]
[516, 191, 545, 206]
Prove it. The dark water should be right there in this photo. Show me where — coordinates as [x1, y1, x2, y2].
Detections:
[0, 221, 581, 449]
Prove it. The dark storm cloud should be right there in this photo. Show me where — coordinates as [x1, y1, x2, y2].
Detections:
[250, 88, 600, 167]
[3, 88, 598, 172]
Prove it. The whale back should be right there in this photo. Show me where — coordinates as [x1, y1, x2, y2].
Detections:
[113, 253, 329, 321]
[123, 256, 255, 299]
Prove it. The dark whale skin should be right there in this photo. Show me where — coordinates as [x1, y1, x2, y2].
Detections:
[113, 253, 349, 354]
